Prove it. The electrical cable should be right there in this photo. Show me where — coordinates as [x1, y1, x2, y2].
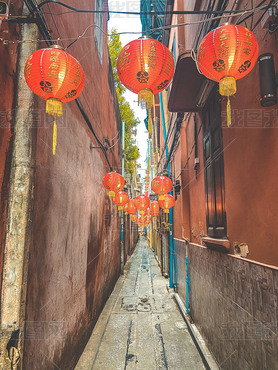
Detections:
[35, 0, 269, 16]
[235, 0, 270, 24]
[251, 0, 275, 31]
[4, 4, 270, 46]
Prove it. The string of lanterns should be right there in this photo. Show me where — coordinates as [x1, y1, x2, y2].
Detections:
[22, 25, 259, 235]
[102, 172, 175, 231]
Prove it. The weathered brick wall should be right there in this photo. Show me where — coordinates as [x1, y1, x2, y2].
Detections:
[175, 239, 278, 369]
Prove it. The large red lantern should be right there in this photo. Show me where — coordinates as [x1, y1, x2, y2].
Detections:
[134, 195, 150, 215]
[24, 45, 85, 154]
[197, 24, 258, 126]
[150, 201, 160, 218]
[113, 191, 129, 213]
[117, 37, 174, 109]
[127, 199, 137, 215]
[103, 172, 125, 197]
[151, 175, 172, 200]
[159, 194, 175, 213]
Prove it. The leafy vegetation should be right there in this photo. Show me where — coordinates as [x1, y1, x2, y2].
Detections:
[108, 29, 140, 174]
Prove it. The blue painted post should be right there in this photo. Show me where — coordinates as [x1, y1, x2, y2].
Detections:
[159, 92, 174, 288]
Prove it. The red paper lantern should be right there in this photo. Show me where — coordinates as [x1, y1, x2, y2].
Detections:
[145, 208, 151, 216]
[159, 194, 175, 213]
[24, 45, 85, 154]
[127, 199, 137, 215]
[131, 215, 137, 223]
[103, 172, 125, 197]
[117, 37, 174, 109]
[151, 176, 173, 200]
[134, 195, 150, 215]
[144, 215, 151, 225]
[113, 191, 129, 212]
[197, 24, 258, 126]
[150, 201, 159, 218]
[124, 202, 129, 215]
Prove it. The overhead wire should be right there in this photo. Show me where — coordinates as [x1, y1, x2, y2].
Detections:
[3, 4, 271, 47]
[35, 0, 271, 16]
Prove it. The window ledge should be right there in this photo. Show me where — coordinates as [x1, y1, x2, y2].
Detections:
[201, 236, 230, 251]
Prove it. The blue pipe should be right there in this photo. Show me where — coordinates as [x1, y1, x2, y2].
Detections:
[159, 92, 174, 288]
[121, 121, 125, 274]
[186, 256, 190, 314]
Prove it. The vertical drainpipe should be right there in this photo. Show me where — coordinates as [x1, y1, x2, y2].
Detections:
[0, 6, 38, 368]
[121, 121, 125, 274]
[159, 92, 174, 289]
[185, 242, 190, 314]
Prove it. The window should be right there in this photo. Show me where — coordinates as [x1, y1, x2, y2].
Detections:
[95, 0, 103, 64]
[203, 89, 227, 238]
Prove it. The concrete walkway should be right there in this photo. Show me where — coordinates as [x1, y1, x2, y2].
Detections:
[75, 237, 205, 370]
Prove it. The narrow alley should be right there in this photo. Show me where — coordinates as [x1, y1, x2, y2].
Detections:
[1, 1, 278, 369]
[75, 237, 205, 370]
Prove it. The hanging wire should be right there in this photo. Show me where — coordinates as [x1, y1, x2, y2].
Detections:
[2, 4, 271, 46]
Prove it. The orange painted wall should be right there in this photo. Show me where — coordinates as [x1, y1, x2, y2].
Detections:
[169, 0, 278, 266]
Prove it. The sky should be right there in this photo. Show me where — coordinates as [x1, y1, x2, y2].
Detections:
[108, 0, 149, 177]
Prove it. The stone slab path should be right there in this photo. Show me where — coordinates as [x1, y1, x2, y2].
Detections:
[75, 237, 205, 370]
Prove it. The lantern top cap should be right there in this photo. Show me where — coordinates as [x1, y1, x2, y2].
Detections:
[138, 36, 151, 40]
[50, 44, 64, 50]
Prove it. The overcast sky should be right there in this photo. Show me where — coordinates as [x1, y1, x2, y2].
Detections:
[108, 0, 149, 176]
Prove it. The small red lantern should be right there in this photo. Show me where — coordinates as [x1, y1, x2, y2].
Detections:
[113, 191, 129, 214]
[127, 199, 137, 215]
[134, 195, 150, 215]
[103, 172, 125, 197]
[131, 215, 137, 223]
[150, 201, 159, 218]
[151, 176, 173, 200]
[24, 45, 85, 154]
[144, 215, 151, 225]
[159, 194, 175, 213]
[124, 202, 129, 215]
[117, 37, 174, 109]
[197, 24, 258, 126]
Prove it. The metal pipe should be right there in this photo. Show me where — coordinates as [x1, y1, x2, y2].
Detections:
[121, 121, 125, 274]
[183, 237, 190, 314]
[159, 92, 174, 288]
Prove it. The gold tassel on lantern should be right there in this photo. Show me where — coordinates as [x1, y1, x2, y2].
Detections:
[219, 76, 236, 128]
[46, 98, 63, 117]
[138, 89, 153, 109]
[53, 118, 57, 155]
[46, 98, 62, 156]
